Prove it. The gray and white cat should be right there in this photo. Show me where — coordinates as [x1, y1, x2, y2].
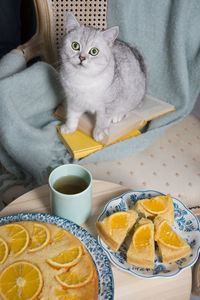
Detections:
[59, 12, 146, 141]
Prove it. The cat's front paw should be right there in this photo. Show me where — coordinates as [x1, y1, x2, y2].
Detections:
[93, 127, 109, 142]
[61, 124, 76, 135]
[112, 114, 126, 124]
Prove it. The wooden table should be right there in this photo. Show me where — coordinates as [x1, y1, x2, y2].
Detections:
[0, 180, 192, 300]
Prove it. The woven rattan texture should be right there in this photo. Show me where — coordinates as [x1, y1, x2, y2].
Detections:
[51, 0, 107, 52]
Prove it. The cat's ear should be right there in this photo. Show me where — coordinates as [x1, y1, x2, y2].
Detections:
[102, 26, 119, 46]
[66, 11, 80, 33]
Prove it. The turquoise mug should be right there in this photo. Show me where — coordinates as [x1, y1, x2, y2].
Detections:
[48, 164, 92, 224]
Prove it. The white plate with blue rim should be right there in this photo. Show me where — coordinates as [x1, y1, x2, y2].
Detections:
[97, 190, 200, 279]
[0, 212, 114, 299]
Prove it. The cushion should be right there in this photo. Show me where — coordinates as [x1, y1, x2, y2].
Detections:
[84, 113, 200, 210]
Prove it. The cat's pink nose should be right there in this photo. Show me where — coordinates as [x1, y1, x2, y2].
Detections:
[79, 56, 86, 62]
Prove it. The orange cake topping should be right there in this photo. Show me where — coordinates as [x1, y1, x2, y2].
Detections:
[140, 195, 170, 215]
[5, 223, 30, 257]
[155, 218, 189, 249]
[47, 246, 83, 269]
[133, 224, 152, 248]
[0, 261, 43, 300]
[0, 237, 9, 265]
[0, 221, 98, 299]
[28, 223, 50, 253]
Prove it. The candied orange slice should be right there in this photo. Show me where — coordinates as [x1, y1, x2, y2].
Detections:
[47, 246, 83, 269]
[133, 223, 153, 248]
[55, 255, 94, 289]
[28, 223, 50, 253]
[6, 223, 30, 257]
[0, 261, 43, 300]
[140, 195, 170, 215]
[53, 229, 67, 242]
[109, 212, 131, 244]
[109, 212, 128, 231]
[155, 219, 188, 249]
[0, 237, 9, 264]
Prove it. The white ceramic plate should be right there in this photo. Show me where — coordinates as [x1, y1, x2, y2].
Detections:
[0, 213, 114, 299]
[97, 190, 200, 278]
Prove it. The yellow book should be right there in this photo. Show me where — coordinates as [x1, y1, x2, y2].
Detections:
[57, 125, 142, 159]
[57, 126, 103, 159]
[55, 94, 175, 158]
[54, 94, 175, 145]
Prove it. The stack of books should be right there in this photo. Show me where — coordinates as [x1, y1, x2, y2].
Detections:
[55, 95, 175, 159]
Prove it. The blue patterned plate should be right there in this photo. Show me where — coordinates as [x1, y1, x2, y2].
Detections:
[0, 213, 114, 299]
[97, 190, 200, 278]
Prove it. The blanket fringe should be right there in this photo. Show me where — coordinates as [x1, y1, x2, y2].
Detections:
[0, 173, 35, 209]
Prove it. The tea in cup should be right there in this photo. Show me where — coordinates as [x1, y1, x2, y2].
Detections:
[48, 164, 92, 224]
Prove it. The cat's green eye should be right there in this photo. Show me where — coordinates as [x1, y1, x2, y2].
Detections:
[89, 47, 99, 56]
[72, 42, 80, 51]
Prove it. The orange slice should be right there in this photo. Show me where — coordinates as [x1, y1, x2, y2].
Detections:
[6, 223, 30, 257]
[53, 229, 67, 242]
[133, 223, 153, 248]
[127, 218, 155, 268]
[108, 211, 135, 249]
[55, 255, 94, 289]
[155, 218, 188, 249]
[28, 223, 50, 253]
[0, 260, 43, 300]
[109, 211, 128, 232]
[0, 237, 9, 264]
[47, 246, 83, 269]
[140, 195, 170, 215]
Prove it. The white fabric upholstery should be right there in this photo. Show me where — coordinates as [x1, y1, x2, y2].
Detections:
[85, 113, 200, 210]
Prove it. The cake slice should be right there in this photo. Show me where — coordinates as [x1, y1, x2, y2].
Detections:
[154, 216, 191, 263]
[127, 218, 155, 269]
[134, 194, 174, 225]
[95, 210, 138, 252]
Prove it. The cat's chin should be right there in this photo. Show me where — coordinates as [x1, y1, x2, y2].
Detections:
[74, 62, 87, 69]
